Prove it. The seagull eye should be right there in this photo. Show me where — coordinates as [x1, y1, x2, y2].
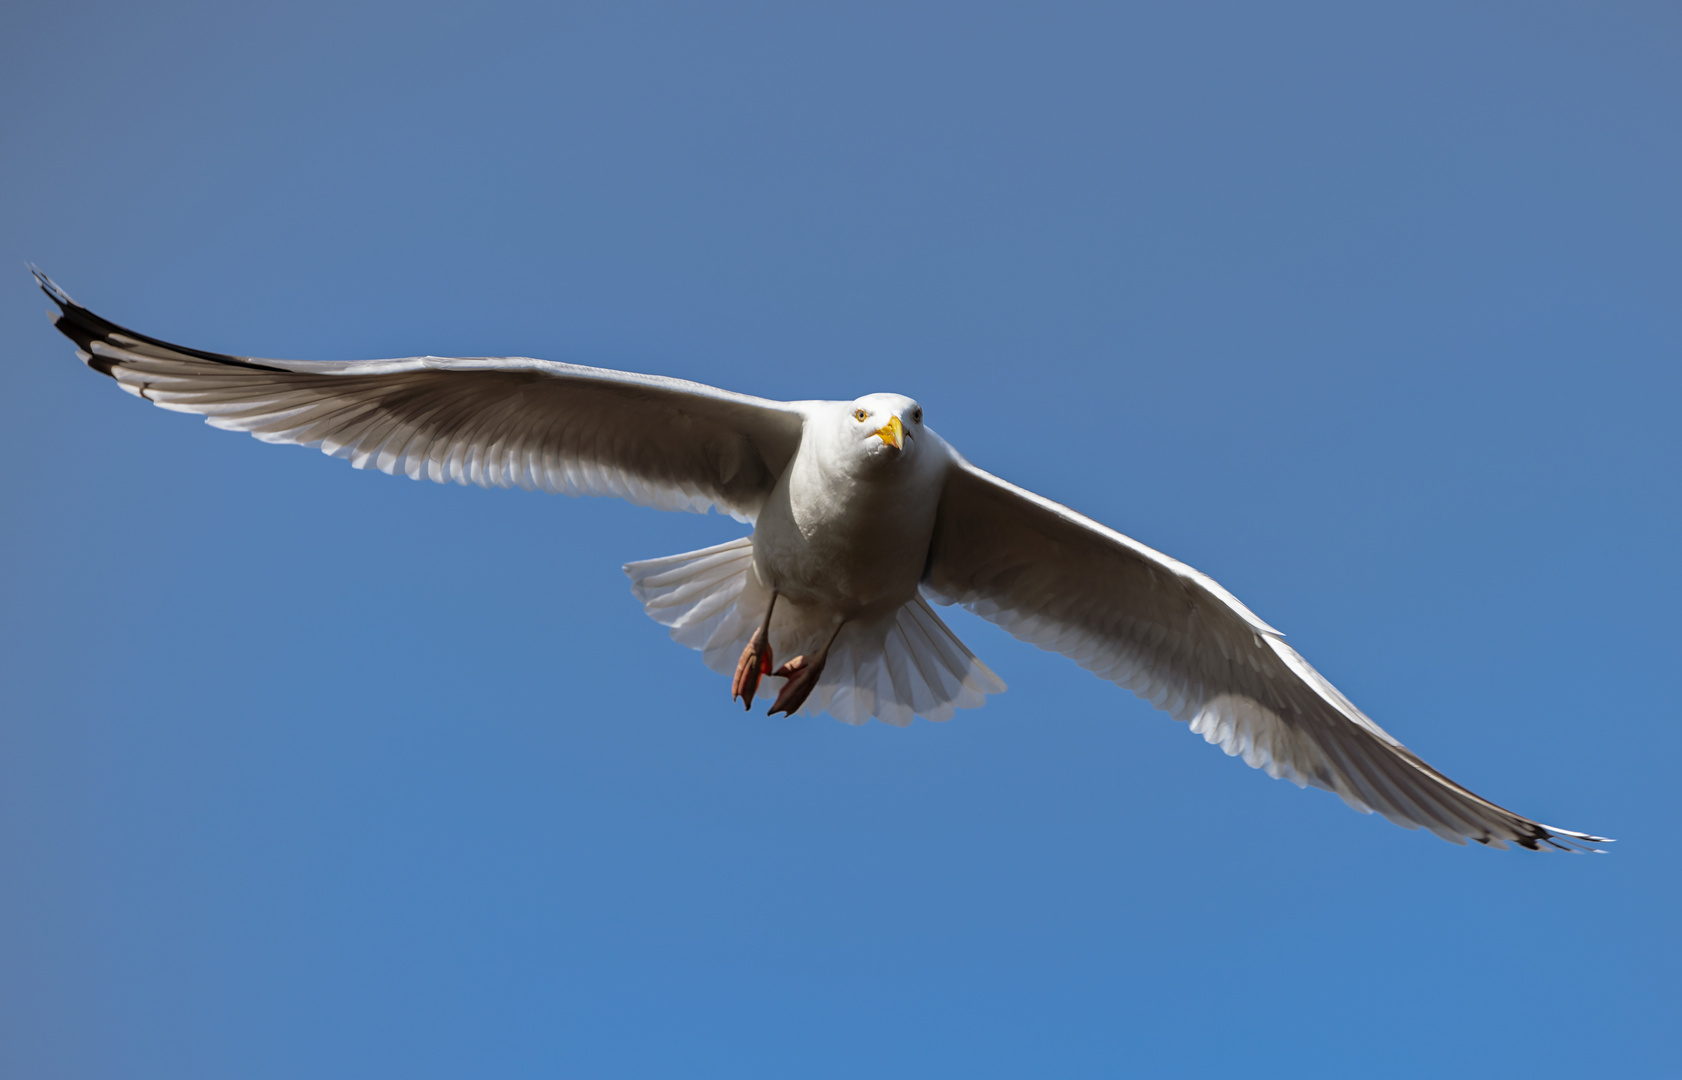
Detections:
[854, 409, 868, 422]
[912, 408, 922, 423]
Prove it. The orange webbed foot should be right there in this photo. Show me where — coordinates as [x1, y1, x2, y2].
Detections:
[767, 654, 827, 717]
[732, 628, 774, 710]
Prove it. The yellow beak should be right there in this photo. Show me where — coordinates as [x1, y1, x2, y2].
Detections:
[874, 415, 905, 450]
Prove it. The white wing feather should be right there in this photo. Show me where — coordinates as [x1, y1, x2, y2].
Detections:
[38, 272, 805, 522]
[925, 451, 1607, 851]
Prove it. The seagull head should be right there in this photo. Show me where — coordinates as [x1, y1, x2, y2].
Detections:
[837, 393, 924, 469]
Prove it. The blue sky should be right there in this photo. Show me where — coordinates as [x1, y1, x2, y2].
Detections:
[2, 2, 1677, 1076]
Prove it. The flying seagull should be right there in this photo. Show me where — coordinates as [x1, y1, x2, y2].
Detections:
[32, 269, 1607, 852]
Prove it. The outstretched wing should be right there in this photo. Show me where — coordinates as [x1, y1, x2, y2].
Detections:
[924, 452, 1606, 851]
[36, 271, 805, 521]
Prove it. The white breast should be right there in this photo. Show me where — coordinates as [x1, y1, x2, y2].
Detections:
[750, 418, 947, 620]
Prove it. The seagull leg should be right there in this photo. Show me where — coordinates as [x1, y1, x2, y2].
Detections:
[767, 620, 844, 718]
[731, 591, 779, 710]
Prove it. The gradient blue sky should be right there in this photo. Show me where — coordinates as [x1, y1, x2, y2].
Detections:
[2, 3, 1678, 1077]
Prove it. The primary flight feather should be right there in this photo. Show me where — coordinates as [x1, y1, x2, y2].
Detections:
[33, 269, 1607, 852]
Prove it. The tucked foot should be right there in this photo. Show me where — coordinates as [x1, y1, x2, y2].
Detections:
[767, 654, 827, 717]
[732, 629, 774, 710]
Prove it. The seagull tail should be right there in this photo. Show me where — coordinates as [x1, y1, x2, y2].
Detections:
[797, 594, 1007, 727]
[623, 538, 1006, 726]
[625, 537, 760, 658]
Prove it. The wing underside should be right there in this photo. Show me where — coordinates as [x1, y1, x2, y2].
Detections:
[35, 270, 806, 521]
[925, 454, 1607, 851]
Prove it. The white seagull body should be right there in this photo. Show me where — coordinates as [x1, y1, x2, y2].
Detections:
[34, 270, 1607, 852]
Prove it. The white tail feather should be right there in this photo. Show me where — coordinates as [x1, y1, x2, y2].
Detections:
[624, 537, 1006, 726]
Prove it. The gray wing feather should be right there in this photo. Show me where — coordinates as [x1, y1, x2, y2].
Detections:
[37, 272, 804, 521]
[925, 450, 1607, 851]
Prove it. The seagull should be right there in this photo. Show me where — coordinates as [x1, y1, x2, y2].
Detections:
[32, 269, 1608, 852]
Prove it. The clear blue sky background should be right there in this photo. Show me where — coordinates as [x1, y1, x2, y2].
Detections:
[2, 3, 1677, 1077]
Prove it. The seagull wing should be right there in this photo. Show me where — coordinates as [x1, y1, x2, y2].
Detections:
[924, 451, 1606, 851]
[37, 272, 804, 521]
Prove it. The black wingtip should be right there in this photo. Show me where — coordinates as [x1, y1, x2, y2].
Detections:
[28, 264, 74, 311]
[29, 267, 128, 375]
[1534, 827, 1614, 854]
[28, 271, 287, 376]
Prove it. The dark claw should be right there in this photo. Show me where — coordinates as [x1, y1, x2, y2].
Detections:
[768, 654, 826, 717]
